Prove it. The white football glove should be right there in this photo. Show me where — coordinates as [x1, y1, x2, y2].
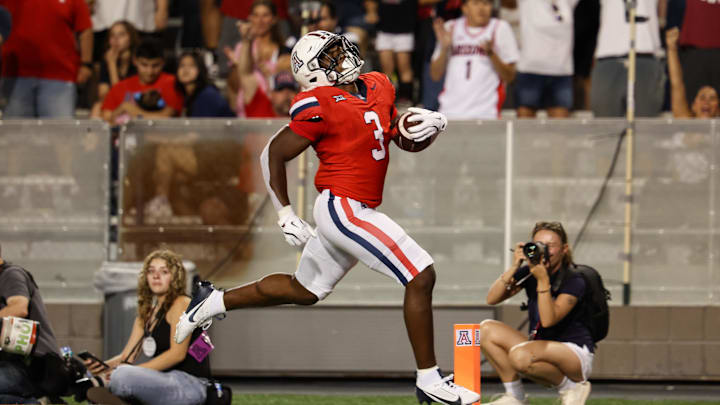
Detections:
[277, 205, 317, 247]
[405, 107, 448, 142]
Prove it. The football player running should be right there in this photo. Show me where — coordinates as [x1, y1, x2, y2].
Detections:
[174, 30, 478, 405]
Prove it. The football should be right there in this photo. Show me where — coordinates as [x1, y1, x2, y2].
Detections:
[395, 111, 439, 153]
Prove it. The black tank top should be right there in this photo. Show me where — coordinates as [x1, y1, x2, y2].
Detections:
[151, 316, 211, 378]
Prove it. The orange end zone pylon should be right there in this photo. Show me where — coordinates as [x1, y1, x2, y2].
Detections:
[454, 323, 481, 404]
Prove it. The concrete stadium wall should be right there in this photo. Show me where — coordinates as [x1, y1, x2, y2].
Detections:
[46, 302, 720, 381]
[46, 302, 104, 359]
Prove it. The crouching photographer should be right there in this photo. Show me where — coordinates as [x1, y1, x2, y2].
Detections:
[0, 244, 64, 403]
[80, 249, 224, 405]
[480, 222, 607, 405]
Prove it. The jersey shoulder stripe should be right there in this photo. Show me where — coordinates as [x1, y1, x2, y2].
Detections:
[290, 96, 320, 120]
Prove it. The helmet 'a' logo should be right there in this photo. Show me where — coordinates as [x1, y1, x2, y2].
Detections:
[291, 52, 304, 74]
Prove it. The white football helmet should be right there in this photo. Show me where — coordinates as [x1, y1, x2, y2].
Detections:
[290, 30, 364, 90]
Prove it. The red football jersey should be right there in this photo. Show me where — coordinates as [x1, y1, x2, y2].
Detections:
[289, 72, 398, 208]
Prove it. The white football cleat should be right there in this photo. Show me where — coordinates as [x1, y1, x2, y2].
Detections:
[174, 281, 226, 344]
[416, 372, 481, 405]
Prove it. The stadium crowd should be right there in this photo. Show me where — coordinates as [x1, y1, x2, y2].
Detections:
[0, 0, 716, 121]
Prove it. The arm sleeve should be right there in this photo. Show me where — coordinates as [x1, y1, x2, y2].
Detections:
[0, 269, 31, 300]
[262, 95, 325, 211]
[260, 129, 286, 212]
[559, 275, 586, 298]
[494, 20, 520, 64]
[287, 96, 326, 141]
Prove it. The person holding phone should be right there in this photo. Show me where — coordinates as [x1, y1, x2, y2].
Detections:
[480, 222, 594, 405]
[83, 249, 210, 405]
[77, 351, 111, 371]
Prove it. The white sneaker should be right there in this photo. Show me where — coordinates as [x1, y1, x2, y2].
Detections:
[174, 281, 226, 344]
[484, 393, 529, 405]
[144, 195, 173, 222]
[559, 381, 591, 405]
[416, 373, 481, 404]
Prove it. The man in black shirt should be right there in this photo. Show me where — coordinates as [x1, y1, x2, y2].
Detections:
[481, 222, 594, 405]
[0, 243, 61, 403]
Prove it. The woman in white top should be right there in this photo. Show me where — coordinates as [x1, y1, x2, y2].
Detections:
[430, 0, 519, 120]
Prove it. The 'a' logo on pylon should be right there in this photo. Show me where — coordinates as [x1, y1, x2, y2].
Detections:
[456, 329, 472, 346]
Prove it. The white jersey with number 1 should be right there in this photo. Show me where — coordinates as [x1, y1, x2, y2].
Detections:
[434, 17, 519, 120]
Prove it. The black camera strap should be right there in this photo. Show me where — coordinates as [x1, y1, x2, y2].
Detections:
[551, 264, 570, 293]
[122, 303, 167, 364]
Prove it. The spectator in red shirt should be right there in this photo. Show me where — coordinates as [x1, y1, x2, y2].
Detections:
[101, 37, 184, 124]
[225, 22, 296, 119]
[0, 0, 93, 118]
[225, 0, 291, 116]
[244, 70, 297, 118]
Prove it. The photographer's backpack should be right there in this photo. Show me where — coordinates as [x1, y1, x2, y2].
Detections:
[571, 265, 611, 343]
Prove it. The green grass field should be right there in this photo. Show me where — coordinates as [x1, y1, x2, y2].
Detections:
[229, 396, 720, 404]
[63, 395, 720, 405]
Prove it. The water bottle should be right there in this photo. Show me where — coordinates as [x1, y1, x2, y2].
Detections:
[61, 346, 73, 360]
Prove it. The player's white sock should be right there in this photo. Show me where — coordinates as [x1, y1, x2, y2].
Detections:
[556, 376, 577, 392]
[416, 365, 441, 386]
[503, 379, 526, 400]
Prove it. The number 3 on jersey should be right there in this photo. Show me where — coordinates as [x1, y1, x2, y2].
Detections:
[364, 111, 386, 161]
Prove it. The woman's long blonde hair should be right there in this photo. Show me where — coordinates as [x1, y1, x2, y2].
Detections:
[137, 249, 187, 324]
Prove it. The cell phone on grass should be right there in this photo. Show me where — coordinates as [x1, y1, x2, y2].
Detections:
[77, 350, 110, 370]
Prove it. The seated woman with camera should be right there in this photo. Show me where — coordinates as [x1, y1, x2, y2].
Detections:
[83, 249, 211, 405]
[480, 222, 595, 405]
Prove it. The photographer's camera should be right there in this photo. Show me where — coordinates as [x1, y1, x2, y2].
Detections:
[522, 242, 549, 266]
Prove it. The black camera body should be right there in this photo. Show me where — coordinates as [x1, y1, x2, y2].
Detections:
[522, 241, 549, 266]
[134, 90, 166, 111]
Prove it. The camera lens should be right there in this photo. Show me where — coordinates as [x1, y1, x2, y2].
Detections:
[522, 243, 538, 264]
[523, 242, 547, 265]
[522, 242, 547, 265]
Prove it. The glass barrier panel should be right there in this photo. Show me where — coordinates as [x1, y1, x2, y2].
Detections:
[0, 120, 110, 301]
[511, 120, 627, 304]
[117, 119, 297, 286]
[633, 119, 715, 305]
